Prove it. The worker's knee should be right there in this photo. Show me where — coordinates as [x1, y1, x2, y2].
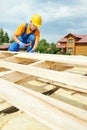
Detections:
[8, 42, 19, 52]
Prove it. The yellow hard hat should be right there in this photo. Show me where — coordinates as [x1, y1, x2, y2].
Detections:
[31, 14, 42, 27]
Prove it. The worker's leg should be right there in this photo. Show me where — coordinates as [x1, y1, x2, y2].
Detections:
[26, 33, 35, 52]
[8, 42, 20, 51]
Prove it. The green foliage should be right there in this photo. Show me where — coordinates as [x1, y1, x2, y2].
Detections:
[36, 39, 49, 53]
[0, 28, 4, 44]
[65, 52, 71, 55]
[0, 28, 9, 44]
[56, 51, 61, 54]
[4, 32, 9, 43]
[36, 40, 61, 54]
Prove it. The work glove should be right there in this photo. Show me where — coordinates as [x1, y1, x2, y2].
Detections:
[19, 41, 25, 48]
[28, 49, 35, 53]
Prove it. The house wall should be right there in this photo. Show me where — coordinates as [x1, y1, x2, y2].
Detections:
[66, 36, 75, 55]
[75, 43, 87, 55]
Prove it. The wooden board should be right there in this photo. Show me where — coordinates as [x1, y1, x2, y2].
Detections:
[0, 51, 87, 130]
[0, 78, 87, 130]
[0, 60, 87, 93]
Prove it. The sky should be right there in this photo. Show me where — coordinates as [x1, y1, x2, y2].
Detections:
[0, 0, 87, 43]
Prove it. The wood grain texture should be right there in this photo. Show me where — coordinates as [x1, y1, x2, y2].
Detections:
[0, 78, 87, 130]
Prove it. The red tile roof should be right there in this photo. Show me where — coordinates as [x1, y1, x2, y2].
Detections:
[58, 37, 66, 43]
[0, 43, 10, 50]
[75, 34, 87, 43]
[57, 44, 66, 48]
[58, 33, 87, 43]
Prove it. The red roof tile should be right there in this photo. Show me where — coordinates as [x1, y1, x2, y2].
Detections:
[75, 34, 87, 43]
[57, 44, 66, 48]
[58, 33, 87, 43]
[0, 43, 10, 50]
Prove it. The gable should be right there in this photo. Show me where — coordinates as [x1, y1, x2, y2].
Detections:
[57, 33, 87, 44]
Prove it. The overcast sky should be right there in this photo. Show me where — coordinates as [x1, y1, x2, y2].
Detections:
[0, 0, 87, 43]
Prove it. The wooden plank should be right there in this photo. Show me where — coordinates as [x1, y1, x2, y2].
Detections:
[37, 78, 87, 109]
[15, 81, 87, 123]
[65, 67, 87, 75]
[0, 60, 87, 93]
[0, 71, 29, 83]
[18, 78, 87, 109]
[0, 78, 87, 130]
[15, 53, 87, 67]
[51, 88, 87, 110]
[0, 70, 14, 77]
[0, 51, 17, 58]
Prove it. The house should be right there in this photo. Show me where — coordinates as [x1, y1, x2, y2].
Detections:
[57, 33, 87, 55]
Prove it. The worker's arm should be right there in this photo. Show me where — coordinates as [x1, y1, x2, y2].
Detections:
[32, 40, 39, 50]
[31, 29, 40, 51]
[12, 34, 31, 48]
[12, 34, 25, 48]
[12, 23, 26, 44]
[12, 23, 27, 48]
[12, 34, 20, 44]
[29, 40, 39, 53]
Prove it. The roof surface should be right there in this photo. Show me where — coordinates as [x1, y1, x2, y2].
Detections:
[58, 33, 87, 43]
[0, 43, 10, 50]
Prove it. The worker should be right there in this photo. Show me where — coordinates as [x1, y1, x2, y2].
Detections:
[8, 14, 42, 53]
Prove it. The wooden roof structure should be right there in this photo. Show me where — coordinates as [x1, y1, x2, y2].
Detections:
[0, 51, 87, 130]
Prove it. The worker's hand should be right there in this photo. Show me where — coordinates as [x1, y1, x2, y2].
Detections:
[28, 49, 35, 53]
[25, 43, 31, 47]
[19, 41, 25, 48]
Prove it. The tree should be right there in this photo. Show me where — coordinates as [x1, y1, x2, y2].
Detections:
[36, 39, 61, 54]
[36, 39, 49, 53]
[0, 28, 9, 44]
[0, 28, 4, 44]
[4, 32, 9, 43]
[46, 43, 61, 54]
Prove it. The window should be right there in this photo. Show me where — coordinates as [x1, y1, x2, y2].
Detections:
[68, 39, 73, 43]
[57, 42, 61, 45]
[68, 48, 73, 52]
